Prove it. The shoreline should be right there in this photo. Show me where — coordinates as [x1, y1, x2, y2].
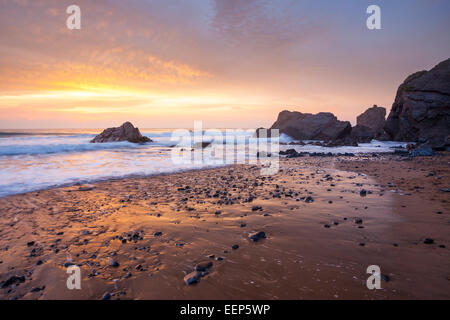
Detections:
[0, 154, 448, 299]
[0, 150, 416, 199]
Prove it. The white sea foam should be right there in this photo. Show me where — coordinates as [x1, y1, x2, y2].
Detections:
[0, 129, 407, 197]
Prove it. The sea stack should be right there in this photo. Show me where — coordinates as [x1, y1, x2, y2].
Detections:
[90, 122, 152, 143]
[269, 111, 351, 141]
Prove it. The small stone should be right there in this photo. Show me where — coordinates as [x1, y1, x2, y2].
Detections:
[154, 232, 162, 237]
[360, 189, 367, 196]
[78, 186, 94, 191]
[381, 274, 390, 282]
[30, 286, 45, 293]
[248, 231, 266, 242]
[423, 238, 434, 245]
[195, 261, 213, 272]
[232, 244, 239, 250]
[135, 264, 143, 271]
[110, 260, 120, 267]
[324, 224, 331, 228]
[27, 241, 35, 247]
[216, 256, 224, 261]
[101, 292, 111, 300]
[184, 271, 201, 285]
[305, 196, 314, 203]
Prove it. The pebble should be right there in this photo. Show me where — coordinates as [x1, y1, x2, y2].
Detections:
[30, 285, 45, 293]
[248, 231, 266, 241]
[232, 244, 239, 250]
[184, 271, 201, 285]
[423, 238, 434, 245]
[195, 261, 213, 272]
[101, 292, 111, 300]
[109, 260, 120, 267]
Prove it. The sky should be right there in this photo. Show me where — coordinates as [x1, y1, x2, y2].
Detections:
[0, 0, 449, 129]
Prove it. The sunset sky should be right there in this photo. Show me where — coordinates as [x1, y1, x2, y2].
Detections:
[0, 0, 449, 129]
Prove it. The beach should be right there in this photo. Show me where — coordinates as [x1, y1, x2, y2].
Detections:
[0, 153, 448, 300]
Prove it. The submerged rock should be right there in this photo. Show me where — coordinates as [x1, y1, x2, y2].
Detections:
[409, 145, 435, 157]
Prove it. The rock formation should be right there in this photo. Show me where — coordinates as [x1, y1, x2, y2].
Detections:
[90, 122, 152, 143]
[384, 58, 450, 150]
[269, 111, 351, 141]
[351, 105, 387, 142]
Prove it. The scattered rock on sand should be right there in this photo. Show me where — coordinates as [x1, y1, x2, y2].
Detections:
[1, 275, 25, 288]
[424, 238, 434, 244]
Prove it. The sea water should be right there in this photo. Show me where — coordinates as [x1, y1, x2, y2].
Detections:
[0, 129, 407, 197]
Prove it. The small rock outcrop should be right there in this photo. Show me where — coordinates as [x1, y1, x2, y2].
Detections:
[90, 122, 152, 143]
[270, 111, 351, 141]
[384, 58, 450, 150]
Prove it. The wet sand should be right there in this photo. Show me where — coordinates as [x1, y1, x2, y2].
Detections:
[0, 154, 449, 300]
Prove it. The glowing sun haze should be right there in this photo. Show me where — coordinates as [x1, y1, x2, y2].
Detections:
[0, 0, 449, 129]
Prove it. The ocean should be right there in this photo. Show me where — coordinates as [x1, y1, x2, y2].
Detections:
[0, 129, 408, 198]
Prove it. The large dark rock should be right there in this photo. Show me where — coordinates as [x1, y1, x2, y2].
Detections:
[270, 111, 351, 141]
[91, 122, 152, 143]
[384, 58, 450, 150]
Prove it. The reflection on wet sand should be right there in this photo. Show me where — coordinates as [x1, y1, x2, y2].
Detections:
[0, 155, 448, 300]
